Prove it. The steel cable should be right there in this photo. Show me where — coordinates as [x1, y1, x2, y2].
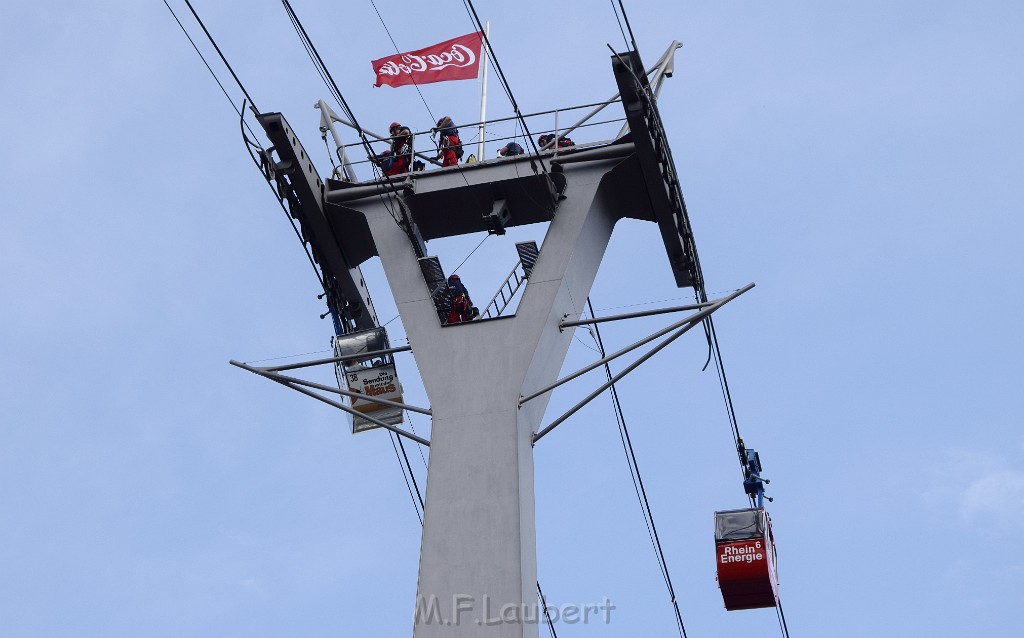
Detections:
[586, 298, 690, 638]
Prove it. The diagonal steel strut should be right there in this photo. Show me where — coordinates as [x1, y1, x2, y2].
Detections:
[230, 360, 430, 447]
[531, 283, 754, 443]
[522, 283, 753, 407]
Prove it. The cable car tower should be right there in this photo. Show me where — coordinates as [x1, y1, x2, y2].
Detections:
[231, 39, 758, 637]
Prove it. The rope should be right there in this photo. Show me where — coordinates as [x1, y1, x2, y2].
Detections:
[389, 431, 423, 524]
[368, 0, 437, 124]
[776, 598, 793, 638]
[616, 0, 641, 54]
[587, 298, 689, 638]
[396, 432, 425, 513]
[239, 100, 329, 295]
[281, 0, 409, 230]
[609, 0, 632, 53]
[459, 0, 548, 173]
[182, 0, 260, 112]
[450, 234, 490, 275]
[163, 0, 260, 142]
[168, 0, 340, 315]
[536, 579, 559, 638]
[405, 413, 429, 472]
[244, 348, 332, 364]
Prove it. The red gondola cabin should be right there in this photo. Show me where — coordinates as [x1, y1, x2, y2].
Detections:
[714, 507, 778, 611]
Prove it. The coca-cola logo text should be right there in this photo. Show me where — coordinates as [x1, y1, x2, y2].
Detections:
[376, 44, 477, 77]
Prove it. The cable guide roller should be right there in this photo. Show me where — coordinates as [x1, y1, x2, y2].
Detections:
[714, 507, 779, 611]
[332, 327, 405, 433]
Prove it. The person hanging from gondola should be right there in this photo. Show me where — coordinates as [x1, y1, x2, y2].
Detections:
[446, 274, 478, 324]
[432, 116, 464, 167]
[370, 121, 413, 176]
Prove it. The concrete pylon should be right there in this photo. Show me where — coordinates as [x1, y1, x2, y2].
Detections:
[335, 152, 634, 637]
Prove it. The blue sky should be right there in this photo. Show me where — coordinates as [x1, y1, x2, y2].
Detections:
[2, 1, 1022, 636]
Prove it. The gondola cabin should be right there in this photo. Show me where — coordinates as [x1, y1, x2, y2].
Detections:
[333, 328, 405, 433]
[714, 507, 778, 611]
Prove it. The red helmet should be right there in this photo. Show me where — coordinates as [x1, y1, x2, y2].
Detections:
[389, 122, 401, 131]
[448, 273, 460, 280]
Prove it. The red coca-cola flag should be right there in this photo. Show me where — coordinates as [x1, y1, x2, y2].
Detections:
[372, 32, 483, 88]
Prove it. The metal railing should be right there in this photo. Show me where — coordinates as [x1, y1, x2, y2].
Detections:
[321, 99, 628, 181]
[315, 40, 683, 183]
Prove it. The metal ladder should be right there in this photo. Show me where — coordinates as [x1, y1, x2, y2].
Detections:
[480, 241, 539, 319]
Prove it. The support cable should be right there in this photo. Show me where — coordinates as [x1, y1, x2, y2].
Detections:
[676, 169, 791, 638]
[706, 318, 741, 446]
[396, 432, 425, 513]
[616, 0, 641, 54]
[322, 133, 340, 176]
[245, 348, 333, 365]
[705, 309, 764, 508]
[182, 0, 261, 114]
[282, 0, 410, 231]
[405, 413, 429, 472]
[450, 234, 490, 275]
[171, 0, 327, 295]
[459, 0, 549, 170]
[536, 579, 559, 638]
[240, 100, 328, 292]
[366, 2, 485, 191]
[776, 599, 793, 638]
[608, 0, 757, 510]
[605, 14, 774, 553]
[389, 431, 423, 525]
[164, 0, 260, 141]
[704, 301, 799, 638]
[368, 0, 437, 124]
[586, 298, 689, 638]
[281, 1, 371, 158]
[170, 0, 345, 319]
[609, 0, 632, 53]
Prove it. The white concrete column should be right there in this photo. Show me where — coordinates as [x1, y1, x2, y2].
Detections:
[357, 161, 622, 637]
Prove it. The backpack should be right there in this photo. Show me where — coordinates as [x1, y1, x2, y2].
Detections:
[392, 128, 412, 157]
[441, 126, 463, 160]
[450, 134, 464, 160]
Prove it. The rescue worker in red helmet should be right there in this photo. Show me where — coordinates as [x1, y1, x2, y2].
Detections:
[371, 121, 413, 176]
[433, 116, 463, 168]
[537, 133, 575, 151]
[446, 273, 477, 324]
